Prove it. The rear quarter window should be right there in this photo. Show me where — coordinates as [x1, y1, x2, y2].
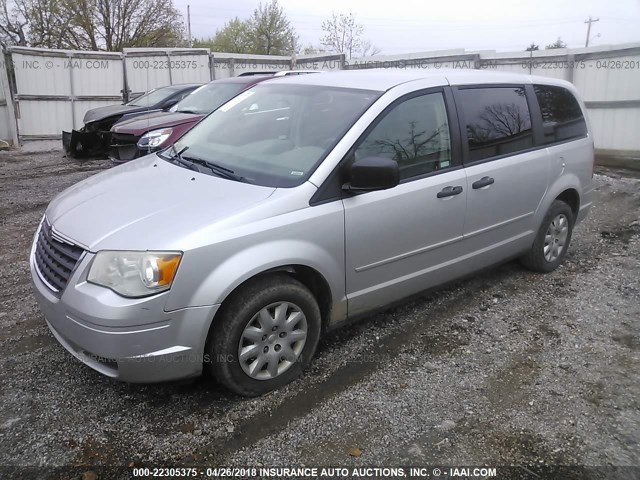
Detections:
[533, 84, 588, 145]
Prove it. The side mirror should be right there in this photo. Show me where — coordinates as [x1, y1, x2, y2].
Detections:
[344, 157, 399, 192]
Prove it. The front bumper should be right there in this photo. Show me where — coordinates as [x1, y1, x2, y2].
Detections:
[109, 133, 145, 164]
[30, 245, 219, 383]
[62, 128, 110, 158]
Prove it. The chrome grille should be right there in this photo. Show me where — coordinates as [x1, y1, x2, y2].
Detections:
[34, 220, 84, 295]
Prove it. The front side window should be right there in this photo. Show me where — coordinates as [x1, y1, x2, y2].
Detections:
[354, 92, 452, 180]
[459, 87, 533, 162]
[534, 84, 587, 144]
[169, 84, 380, 187]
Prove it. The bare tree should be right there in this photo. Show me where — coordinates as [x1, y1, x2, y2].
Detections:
[300, 43, 328, 55]
[1, 0, 185, 51]
[27, 0, 75, 48]
[359, 39, 381, 57]
[320, 12, 363, 59]
[248, 0, 297, 55]
[373, 121, 444, 164]
[61, 0, 185, 51]
[468, 102, 531, 143]
[0, 0, 28, 47]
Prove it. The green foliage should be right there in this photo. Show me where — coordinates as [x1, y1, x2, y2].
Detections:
[195, 0, 298, 56]
[247, 0, 298, 55]
[545, 37, 567, 49]
[195, 17, 252, 53]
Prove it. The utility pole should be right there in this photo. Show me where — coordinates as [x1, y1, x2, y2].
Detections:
[584, 16, 599, 47]
[187, 5, 192, 48]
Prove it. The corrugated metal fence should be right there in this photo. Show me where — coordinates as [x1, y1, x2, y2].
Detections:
[0, 43, 638, 159]
[2, 47, 343, 140]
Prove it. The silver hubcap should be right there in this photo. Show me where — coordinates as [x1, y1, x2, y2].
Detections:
[544, 214, 569, 262]
[238, 301, 307, 380]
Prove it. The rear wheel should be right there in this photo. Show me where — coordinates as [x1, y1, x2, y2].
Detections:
[208, 275, 321, 396]
[520, 200, 574, 273]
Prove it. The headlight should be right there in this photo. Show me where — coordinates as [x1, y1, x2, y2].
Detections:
[137, 128, 173, 150]
[87, 251, 182, 297]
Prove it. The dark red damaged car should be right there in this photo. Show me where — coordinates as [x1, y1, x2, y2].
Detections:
[63, 84, 201, 158]
[109, 75, 274, 163]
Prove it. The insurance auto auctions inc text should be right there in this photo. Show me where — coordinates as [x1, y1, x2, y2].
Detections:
[236, 466, 497, 478]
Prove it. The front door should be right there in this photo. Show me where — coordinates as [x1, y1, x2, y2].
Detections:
[343, 90, 468, 316]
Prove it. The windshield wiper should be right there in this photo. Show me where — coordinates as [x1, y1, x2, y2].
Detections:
[162, 145, 198, 171]
[183, 156, 246, 182]
[177, 109, 200, 114]
[161, 145, 246, 182]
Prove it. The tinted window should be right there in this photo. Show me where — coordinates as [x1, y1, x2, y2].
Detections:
[354, 92, 452, 180]
[459, 87, 533, 162]
[534, 85, 587, 144]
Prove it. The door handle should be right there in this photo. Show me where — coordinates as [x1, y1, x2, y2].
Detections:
[472, 176, 495, 189]
[437, 186, 463, 198]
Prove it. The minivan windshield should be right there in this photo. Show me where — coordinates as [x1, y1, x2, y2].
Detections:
[165, 84, 380, 187]
[173, 83, 248, 115]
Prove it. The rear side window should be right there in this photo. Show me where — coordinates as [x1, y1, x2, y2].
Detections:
[534, 85, 587, 144]
[458, 87, 533, 162]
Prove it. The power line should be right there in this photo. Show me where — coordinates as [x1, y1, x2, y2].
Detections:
[187, 7, 588, 28]
[189, 17, 588, 30]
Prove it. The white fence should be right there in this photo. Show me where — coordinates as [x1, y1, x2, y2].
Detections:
[210, 52, 345, 78]
[2, 47, 342, 140]
[123, 48, 211, 96]
[1, 43, 639, 159]
[8, 47, 212, 138]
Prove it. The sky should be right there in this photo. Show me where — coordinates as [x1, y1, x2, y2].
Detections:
[175, 0, 640, 55]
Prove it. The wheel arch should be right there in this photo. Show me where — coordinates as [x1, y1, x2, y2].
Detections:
[555, 188, 580, 219]
[220, 264, 335, 333]
[536, 174, 582, 228]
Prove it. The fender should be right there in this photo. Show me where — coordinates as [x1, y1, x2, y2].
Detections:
[534, 172, 582, 231]
[182, 239, 346, 323]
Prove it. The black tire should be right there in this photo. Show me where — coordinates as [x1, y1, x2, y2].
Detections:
[207, 274, 321, 397]
[520, 200, 575, 273]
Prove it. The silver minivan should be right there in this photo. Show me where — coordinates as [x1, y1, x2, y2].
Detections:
[30, 70, 594, 396]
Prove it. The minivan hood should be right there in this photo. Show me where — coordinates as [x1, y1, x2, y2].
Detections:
[112, 111, 202, 135]
[45, 155, 276, 251]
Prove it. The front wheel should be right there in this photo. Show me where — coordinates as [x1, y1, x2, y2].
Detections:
[207, 275, 321, 396]
[520, 200, 575, 273]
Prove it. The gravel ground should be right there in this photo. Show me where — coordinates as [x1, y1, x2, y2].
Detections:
[0, 150, 638, 475]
